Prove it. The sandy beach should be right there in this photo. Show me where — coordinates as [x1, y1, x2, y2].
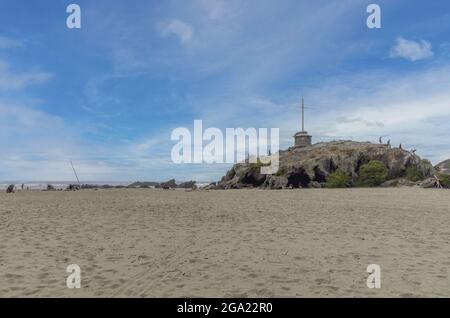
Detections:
[0, 188, 449, 297]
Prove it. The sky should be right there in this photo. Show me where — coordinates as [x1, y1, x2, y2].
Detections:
[0, 0, 450, 182]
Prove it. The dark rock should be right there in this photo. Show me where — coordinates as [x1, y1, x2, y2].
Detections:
[66, 184, 80, 191]
[263, 175, 288, 189]
[310, 181, 322, 188]
[157, 179, 177, 189]
[178, 181, 197, 189]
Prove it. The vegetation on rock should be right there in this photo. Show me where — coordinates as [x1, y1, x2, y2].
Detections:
[216, 141, 435, 190]
[325, 169, 351, 188]
[438, 174, 450, 188]
[357, 160, 388, 187]
[406, 166, 425, 182]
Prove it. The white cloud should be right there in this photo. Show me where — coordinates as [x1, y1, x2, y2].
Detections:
[189, 63, 450, 165]
[297, 66, 450, 163]
[390, 37, 434, 62]
[159, 19, 194, 44]
[0, 60, 52, 90]
[0, 35, 24, 49]
[198, 0, 225, 19]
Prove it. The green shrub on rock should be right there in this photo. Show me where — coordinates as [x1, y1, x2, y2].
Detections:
[439, 174, 450, 188]
[406, 166, 424, 182]
[326, 169, 351, 188]
[357, 160, 388, 187]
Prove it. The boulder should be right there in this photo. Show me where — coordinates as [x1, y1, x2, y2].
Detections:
[178, 181, 197, 189]
[157, 179, 177, 189]
[6, 184, 15, 193]
[66, 184, 80, 191]
[263, 175, 288, 189]
[381, 178, 416, 188]
[310, 181, 323, 188]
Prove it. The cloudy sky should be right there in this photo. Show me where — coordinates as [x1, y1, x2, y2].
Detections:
[1, 0, 450, 182]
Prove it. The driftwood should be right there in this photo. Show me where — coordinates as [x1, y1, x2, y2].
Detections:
[422, 175, 443, 189]
[433, 175, 443, 189]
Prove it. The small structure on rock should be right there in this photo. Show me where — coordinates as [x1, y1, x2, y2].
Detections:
[294, 97, 312, 148]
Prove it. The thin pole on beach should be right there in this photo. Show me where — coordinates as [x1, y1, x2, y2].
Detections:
[70, 160, 81, 187]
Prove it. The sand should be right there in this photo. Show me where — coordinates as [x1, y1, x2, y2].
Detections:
[0, 188, 449, 297]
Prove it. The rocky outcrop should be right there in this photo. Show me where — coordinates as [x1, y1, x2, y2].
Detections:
[436, 159, 450, 175]
[178, 181, 197, 189]
[156, 179, 177, 189]
[66, 184, 81, 191]
[128, 180, 196, 189]
[217, 140, 435, 189]
[264, 175, 289, 189]
[127, 181, 160, 188]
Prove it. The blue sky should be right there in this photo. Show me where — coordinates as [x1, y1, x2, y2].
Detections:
[1, 0, 450, 182]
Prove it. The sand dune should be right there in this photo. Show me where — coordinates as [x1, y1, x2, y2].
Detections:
[0, 188, 449, 297]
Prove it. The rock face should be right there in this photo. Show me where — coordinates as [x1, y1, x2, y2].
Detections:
[66, 184, 81, 191]
[128, 180, 197, 189]
[156, 179, 178, 189]
[436, 159, 450, 175]
[217, 140, 435, 189]
[177, 181, 197, 189]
